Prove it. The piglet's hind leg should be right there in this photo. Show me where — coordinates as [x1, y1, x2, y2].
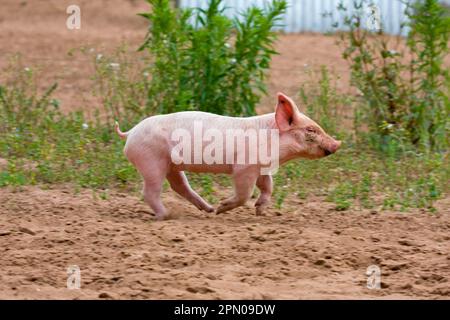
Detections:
[167, 171, 214, 213]
[132, 156, 169, 220]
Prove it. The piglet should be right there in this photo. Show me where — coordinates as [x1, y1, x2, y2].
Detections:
[115, 93, 341, 220]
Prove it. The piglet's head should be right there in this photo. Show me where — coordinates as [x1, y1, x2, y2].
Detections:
[275, 92, 341, 160]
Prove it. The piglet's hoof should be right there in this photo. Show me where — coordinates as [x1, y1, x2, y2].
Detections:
[202, 205, 215, 213]
[255, 203, 268, 216]
[153, 211, 174, 221]
[215, 204, 230, 215]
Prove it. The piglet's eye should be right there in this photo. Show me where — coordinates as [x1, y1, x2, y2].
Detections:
[306, 127, 316, 133]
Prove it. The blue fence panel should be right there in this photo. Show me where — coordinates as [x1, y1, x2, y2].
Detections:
[179, 0, 414, 35]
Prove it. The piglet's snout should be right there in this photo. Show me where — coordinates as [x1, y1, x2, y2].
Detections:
[324, 140, 341, 156]
[332, 140, 342, 153]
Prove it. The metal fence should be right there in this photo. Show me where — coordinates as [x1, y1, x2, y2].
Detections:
[179, 0, 413, 35]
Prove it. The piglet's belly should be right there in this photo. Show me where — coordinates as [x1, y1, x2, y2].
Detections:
[171, 163, 234, 174]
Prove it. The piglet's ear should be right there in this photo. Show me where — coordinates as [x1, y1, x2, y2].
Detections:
[275, 92, 299, 131]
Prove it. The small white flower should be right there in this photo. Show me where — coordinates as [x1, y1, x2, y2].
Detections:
[96, 54, 103, 61]
[389, 50, 398, 55]
[82, 123, 89, 130]
[24, 67, 31, 72]
[143, 71, 149, 77]
[224, 42, 231, 49]
[109, 63, 120, 70]
[230, 58, 237, 64]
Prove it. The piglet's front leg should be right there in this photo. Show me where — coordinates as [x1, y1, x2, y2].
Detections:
[216, 166, 260, 214]
[255, 174, 273, 216]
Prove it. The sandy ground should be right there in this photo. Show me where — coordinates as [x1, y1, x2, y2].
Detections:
[0, 0, 449, 300]
[0, 186, 449, 299]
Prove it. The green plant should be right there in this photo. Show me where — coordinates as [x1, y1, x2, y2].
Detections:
[335, 0, 449, 152]
[327, 181, 355, 211]
[199, 174, 216, 204]
[139, 0, 287, 116]
[0, 59, 139, 190]
[0, 162, 27, 187]
[406, 0, 450, 151]
[91, 45, 150, 125]
[299, 65, 351, 138]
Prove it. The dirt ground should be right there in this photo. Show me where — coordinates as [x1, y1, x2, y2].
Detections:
[0, 186, 449, 299]
[0, 0, 449, 299]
